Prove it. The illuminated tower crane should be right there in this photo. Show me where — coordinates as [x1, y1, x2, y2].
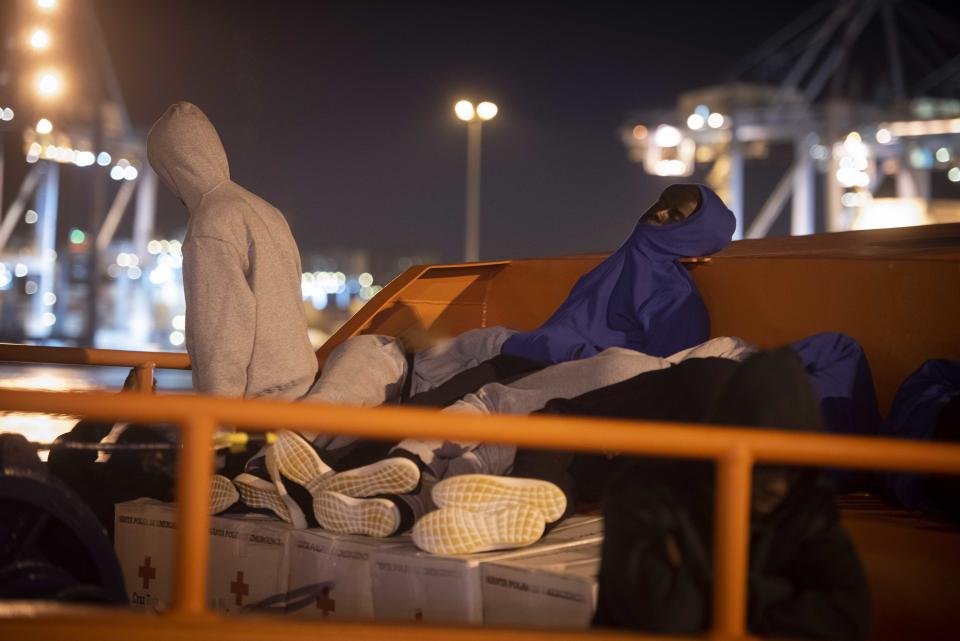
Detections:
[621, 0, 960, 239]
[0, 0, 156, 342]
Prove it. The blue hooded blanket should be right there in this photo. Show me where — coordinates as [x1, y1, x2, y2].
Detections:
[790, 332, 882, 437]
[880, 359, 960, 513]
[501, 185, 736, 364]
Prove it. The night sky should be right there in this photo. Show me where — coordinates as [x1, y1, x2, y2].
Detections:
[88, 0, 826, 265]
[27, 0, 952, 266]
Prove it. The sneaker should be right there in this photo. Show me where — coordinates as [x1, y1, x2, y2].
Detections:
[269, 430, 334, 492]
[210, 474, 239, 514]
[313, 491, 401, 538]
[317, 457, 420, 498]
[412, 504, 545, 555]
[233, 473, 305, 528]
[431, 474, 567, 523]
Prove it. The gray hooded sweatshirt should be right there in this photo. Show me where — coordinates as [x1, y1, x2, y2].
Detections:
[147, 102, 318, 399]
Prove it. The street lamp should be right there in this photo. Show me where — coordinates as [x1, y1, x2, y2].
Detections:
[454, 99, 498, 262]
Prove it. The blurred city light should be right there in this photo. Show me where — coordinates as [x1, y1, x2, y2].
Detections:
[69, 229, 86, 244]
[935, 147, 951, 163]
[653, 125, 682, 147]
[24, 210, 38, 224]
[631, 125, 647, 140]
[875, 128, 892, 144]
[686, 113, 705, 130]
[476, 101, 498, 121]
[35, 118, 53, 134]
[706, 112, 725, 128]
[0, 107, 14, 121]
[96, 151, 112, 166]
[109, 166, 124, 180]
[454, 100, 474, 121]
[36, 0, 56, 10]
[29, 29, 50, 50]
[949, 167, 960, 183]
[35, 71, 62, 97]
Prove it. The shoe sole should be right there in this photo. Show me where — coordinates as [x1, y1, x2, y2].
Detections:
[313, 492, 400, 538]
[210, 474, 239, 514]
[271, 430, 332, 488]
[233, 473, 296, 525]
[431, 474, 567, 523]
[315, 457, 420, 498]
[412, 504, 545, 555]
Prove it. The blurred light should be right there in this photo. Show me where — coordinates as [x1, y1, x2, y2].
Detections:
[845, 131, 862, 145]
[128, 266, 142, 280]
[29, 29, 50, 50]
[69, 228, 85, 244]
[24, 210, 38, 224]
[74, 150, 96, 167]
[0, 107, 13, 121]
[882, 118, 960, 137]
[454, 100, 474, 121]
[107, 264, 120, 278]
[116, 253, 130, 267]
[42, 292, 56, 306]
[359, 286, 375, 300]
[881, 158, 898, 175]
[853, 197, 929, 231]
[654, 159, 689, 176]
[935, 147, 951, 163]
[631, 124, 648, 140]
[123, 165, 139, 180]
[37, 0, 56, 10]
[694, 104, 710, 118]
[653, 125, 682, 147]
[334, 271, 346, 284]
[96, 151, 112, 166]
[707, 112, 725, 128]
[14, 263, 28, 277]
[147, 240, 162, 254]
[476, 101, 498, 121]
[686, 113, 705, 130]
[169, 240, 182, 255]
[117, 158, 130, 168]
[41, 312, 56, 327]
[875, 128, 892, 144]
[949, 167, 960, 183]
[840, 192, 868, 208]
[810, 145, 829, 160]
[35, 118, 53, 134]
[128, 254, 139, 267]
[109, 166, 124, 180]
[36, 71, 61, 97]
[909, 147, 933, 170]
[172, 315, 186, 331]
[24, 281, 38, 295]
[358, 272, 374, 287]
[169, 330, 185, 347]
[159, 240, 170, 253]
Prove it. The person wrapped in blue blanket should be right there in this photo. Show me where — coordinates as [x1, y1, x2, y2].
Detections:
[879, 360, 960, 519]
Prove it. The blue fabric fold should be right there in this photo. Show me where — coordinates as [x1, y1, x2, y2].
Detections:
[501, 185, 736, 364]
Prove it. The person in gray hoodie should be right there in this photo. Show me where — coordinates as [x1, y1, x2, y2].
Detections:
[147, 102, 318, 400]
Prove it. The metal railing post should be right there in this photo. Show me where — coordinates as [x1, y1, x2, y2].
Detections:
[134, 362, 156, 393]
[712, 446, 753, 637]
[171, 415, 216, 615]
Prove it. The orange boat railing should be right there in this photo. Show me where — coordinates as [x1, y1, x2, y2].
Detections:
[0, 384, 958, 641]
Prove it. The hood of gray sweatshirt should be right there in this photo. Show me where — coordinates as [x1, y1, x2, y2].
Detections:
[148, 102, 318, 398]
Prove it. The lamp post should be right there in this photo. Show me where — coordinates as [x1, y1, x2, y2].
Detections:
[454, 99, 498, 262]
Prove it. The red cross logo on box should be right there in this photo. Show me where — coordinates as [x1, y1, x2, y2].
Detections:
[230, 570, 250, 607]
[316, 586, 335, 617]
[138, 556, 157, 589]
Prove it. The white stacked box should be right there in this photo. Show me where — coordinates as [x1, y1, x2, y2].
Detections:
[369, 515, 603, 624]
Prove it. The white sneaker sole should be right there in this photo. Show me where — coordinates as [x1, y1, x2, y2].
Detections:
[412, 504, 545, 556]
[233, 473, 296, 525]
[315, 457, 420, 498]
[270, 430, 333, 488]
[210, 474, 239, 514]
[431, 474, 567, 523]
[313, 492, 400, 538]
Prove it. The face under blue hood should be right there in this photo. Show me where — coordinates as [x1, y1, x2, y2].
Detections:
[501, 185, 736, 364]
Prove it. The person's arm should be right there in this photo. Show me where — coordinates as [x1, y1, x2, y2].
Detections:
[183, 235, 256, 397]
[750, 522, 871, 640]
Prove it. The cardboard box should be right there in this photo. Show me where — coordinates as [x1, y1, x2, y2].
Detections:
[370, 515, 603, 624]
[481, 543, 601, 629]
[114, 499, 293, 614]
[286, 529, 409, 619]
